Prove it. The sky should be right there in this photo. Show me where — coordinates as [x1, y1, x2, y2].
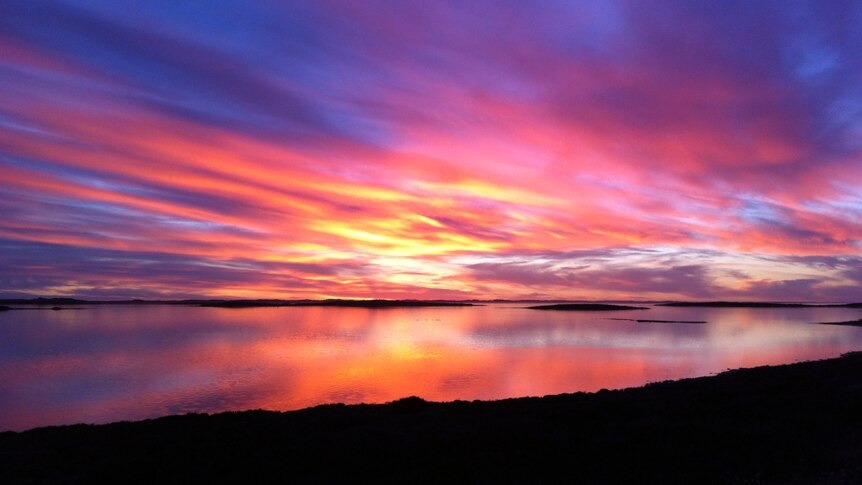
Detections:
[0, 0, 861, 301]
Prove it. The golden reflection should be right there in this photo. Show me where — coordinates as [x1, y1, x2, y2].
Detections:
[4, 305, 862, 431]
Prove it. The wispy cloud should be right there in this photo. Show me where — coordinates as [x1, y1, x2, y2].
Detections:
[1, 0, 860, 300]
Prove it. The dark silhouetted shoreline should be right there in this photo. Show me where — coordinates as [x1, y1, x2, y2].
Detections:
[609, 317, 707, 324]
[659, 301, 862, 308]
[818, 319, 862, 327]
[198, 299, 476, 308]
[527, 303, 649, 311]
[4, 352, 862, 483]
[2, 298, 860, 311]
[0, 298, 476, 310]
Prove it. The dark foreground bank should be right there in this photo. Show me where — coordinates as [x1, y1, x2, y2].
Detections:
[3, 354, 862, 484]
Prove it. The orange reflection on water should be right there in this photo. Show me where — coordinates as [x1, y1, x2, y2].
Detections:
[2, 304, 862, 431]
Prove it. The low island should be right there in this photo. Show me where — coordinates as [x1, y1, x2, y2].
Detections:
[659, 301, 862, 308]
[609, 318, 707, 324]
[526, 303, 649, 311]
[818, 319, 862, 327]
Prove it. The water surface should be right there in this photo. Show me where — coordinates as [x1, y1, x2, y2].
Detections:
[2, 303, 861, 431]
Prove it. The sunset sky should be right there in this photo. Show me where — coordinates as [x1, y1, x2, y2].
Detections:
[1, 1, 861, 301]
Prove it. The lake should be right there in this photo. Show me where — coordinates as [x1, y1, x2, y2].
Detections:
[2, 303, 861, 431]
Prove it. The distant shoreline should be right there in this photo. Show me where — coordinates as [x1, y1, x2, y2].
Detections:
[525, 303, 649, 311]
[2, 297, 860, 309]
[818, 319, 862, 327]
[3, 352, 862, 483]
[0, 298, 478, 309]
[198, 300, 476, 308]
[658, 301, 862, 308]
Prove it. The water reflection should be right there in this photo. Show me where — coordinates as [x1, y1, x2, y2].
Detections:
[1, 304, 861, 430]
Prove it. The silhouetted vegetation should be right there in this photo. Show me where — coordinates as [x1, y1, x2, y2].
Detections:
[527, 303, 648, 311]
[7, 353, 861, 483]
[0, 306, 10, 312]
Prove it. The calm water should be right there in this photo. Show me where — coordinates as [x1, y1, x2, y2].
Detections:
[2, 303, 862, 431]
